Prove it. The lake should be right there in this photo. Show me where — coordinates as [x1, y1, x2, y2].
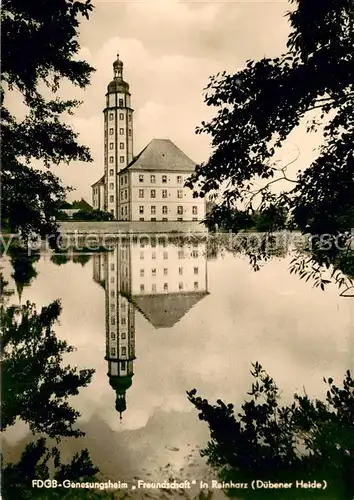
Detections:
[2, 234, 353, 498]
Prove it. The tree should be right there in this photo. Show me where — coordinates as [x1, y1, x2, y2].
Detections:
[1, 0, 95, 239]
[187, 0, 354, 291]
[188, 363, 354, 498]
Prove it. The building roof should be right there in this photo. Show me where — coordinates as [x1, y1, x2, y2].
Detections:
[71, 198, 93, 211]
[131, 291, 208, 329]
[119, 139, 196, 174]
[91, 175, 105, 188]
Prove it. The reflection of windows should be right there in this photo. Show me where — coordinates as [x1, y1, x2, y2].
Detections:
[164, 283, 168, 291]
[152, 283, 156, 292]
[179, 267, 183, 275]
[162, 190, 167, 199]
[162, 175, 167, 183]
[150, 175, 155, 183]
[121, 346, 127, 356]
[194, 281, 199, 290]
[162, 217, 168, 221]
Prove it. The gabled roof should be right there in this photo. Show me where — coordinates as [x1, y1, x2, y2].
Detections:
[91, 175, 105, 187]
[120, 139, 196, 174]
[131, 291, 208, 329]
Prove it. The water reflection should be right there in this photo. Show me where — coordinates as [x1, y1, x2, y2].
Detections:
[93, 236, 209, 420]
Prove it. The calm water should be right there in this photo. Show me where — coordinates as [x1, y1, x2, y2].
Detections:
[2, 235, 354, 496]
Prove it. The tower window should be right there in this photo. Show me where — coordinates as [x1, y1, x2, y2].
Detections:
[121, 346, 127, 356]
[119, 99, 124, 107]
[139, 206, 144, 214]
[120, 128, 124, 134]
[192, 206, 198, 215]
[121, 361, 126, 370]
[120, 156, 124, 163]
[151, 189, 156, 198]
[139, 189, 144, 198]
[109, 195, 114, 202]
[128, 129, 132, 137]
[120, 142, 124, 149]
[150, 175, 155, 183]
[162, 175, 167, 183]
[119, 113, 124, 120]
[177, 189, 183, 198]
[109, 143, 113, 150]
[109, 128, 114, 135]
[125, 190, 127, 199]
[109, 156, 114, 163]
[111, 348, 116, 356]
[139, 174, 144, 182]
[177, 175, 182, 183]
[109, 113, 114, 120]
[109, 182, 114, 189]
[177, 206, 183, 215]
[111, 332, 116, 340]
[162, 190, 167, 198]
[151, 206, 156, 215]
[120, 191, 123, 199]
[128, 114, 132, 122]
[162, 206, 168, 214]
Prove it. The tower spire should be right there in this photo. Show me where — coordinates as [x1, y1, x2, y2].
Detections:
[113, 52, 123, 79]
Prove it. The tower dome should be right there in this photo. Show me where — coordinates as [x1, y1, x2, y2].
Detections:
[107, 53, 130, 94]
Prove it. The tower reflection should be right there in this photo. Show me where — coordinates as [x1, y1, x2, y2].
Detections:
[93, 235, 209, 420]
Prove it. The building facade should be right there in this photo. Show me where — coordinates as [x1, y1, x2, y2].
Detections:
[91, 55, 205, 221]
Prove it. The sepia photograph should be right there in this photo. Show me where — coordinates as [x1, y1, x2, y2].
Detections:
[1, 0, 354, 499]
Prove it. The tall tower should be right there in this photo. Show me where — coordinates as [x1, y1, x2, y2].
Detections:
[103, 54, 134, 218]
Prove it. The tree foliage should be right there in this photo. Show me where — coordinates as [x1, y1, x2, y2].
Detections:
[1, 0, 95, 238]
[188, 363, 354, 498]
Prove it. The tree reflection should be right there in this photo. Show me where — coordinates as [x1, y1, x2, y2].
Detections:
[188, 362, 354, 498]
[8, 246, 40, 300]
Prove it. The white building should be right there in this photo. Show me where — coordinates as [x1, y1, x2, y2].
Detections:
[93, 236, 208, 419]
[91, 54, 205, 222]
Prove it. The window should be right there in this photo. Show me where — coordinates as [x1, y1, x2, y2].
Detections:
[109, 128, 114, 135]
[164, 283, 168, 291]
[150, 174, 155, 183]
[110, 290, 115, 297]
[162, 190, 167, 198]
[140, 251, 144, 260]
[178, 250, 184, 259]
[192, 217, 198, 221]
[140, 268, 144, 277]
[109, 156, 114, 163]
[151, 239, 156, 247]
[139, 206, 144, 214]
[111, 347, 116, 356]
[120, 191, 124, 199]
[109, 143, 114, 150]
[119, 99, 124, 107]
[128, 129, 132, 137]
[152, 284, 156, 292]
[122, 333, 126, 341]
[139, 217, 144, 221]
[109, 169, 114, 176]
[121, 316, 126, 325]
[177, 217, 183, 221]
[151, 189, 156, 198]
[111, 303, 115, 310]
[177, 189, 183, 198]
[140, 284, 145, 293]
[121, 207, 124, 216]
[151, 217, 156, 221]
[139, 174, 144, 182]
[111, 332, 116, 340]
[125, 175, 128, 184]
[109, 113, 114, 120]
[151, 206, 156, 215]
[177, 175, 182, 183]
[109, 195, 114, 202]
[162, 206, 168, 214]
[109, 182, 114, 190]
[179, 267, 183, 275]
[192, 206, 198, 215]
[139, 189, 144, 198]
[120, 156, 125, 163]
[194, 282, 199, 290]
[164, 268, 168, 276]
[124, 206, 127, 215]
[177, 206, 183, 215]
[111, 317, 116, 325]
[128, 114, 132, 122]
[119, 112, 124, 120]
[163, 251, 168, 260]
[120, 128, 124, 134]
[162, 217, 168, 221]
[125, 190, 127, 199]
[152, 268, 156, 276]
[121, 361, 126, 370]
[120, 142, 124, 149]
[121, 346, 127, 356]
[179, 282, 183, 290]
[152, 251, 156, 260]
[194, 267, 199, 275]
[162, 175, 167, 183]
[192, 250, 199, 258]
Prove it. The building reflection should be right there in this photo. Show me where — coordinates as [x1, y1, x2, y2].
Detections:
[93, 236, 209, 420]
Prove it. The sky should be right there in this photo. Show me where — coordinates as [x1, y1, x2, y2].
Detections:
[9, 0, 325, 203]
